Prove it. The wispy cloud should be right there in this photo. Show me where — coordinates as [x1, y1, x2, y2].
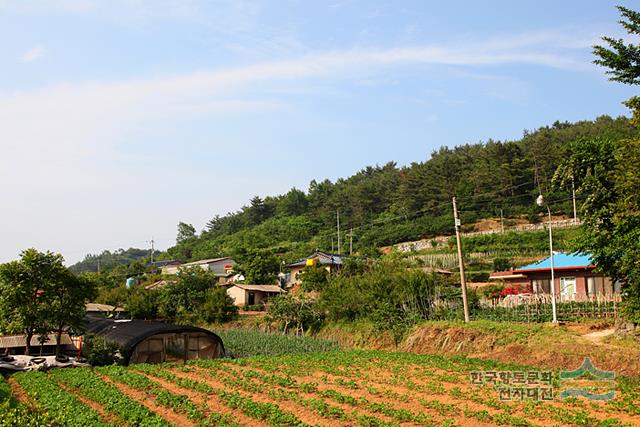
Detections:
[0, 29, 591, 166]
[21, 45, 45, 62]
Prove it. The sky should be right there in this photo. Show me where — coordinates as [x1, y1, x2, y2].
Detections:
[0, 0, 637, 265]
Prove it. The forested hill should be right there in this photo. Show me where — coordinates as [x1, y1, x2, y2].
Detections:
[71, 115, 638, 272]
[70, 248, 157, 273]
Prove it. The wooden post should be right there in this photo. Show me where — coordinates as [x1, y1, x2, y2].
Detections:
[452, 197, 470, 323]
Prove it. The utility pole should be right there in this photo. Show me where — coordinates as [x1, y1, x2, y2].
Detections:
[349, 228, 353, 255]
[537, 195, 558, 323]
[336, 210, 341, 254]
[572, 176, 577, 223]
[500, 209, 504, 233]
[150, 237, 155, 264]
[452, 197, 470, 323]
[331, 237, 334, 253]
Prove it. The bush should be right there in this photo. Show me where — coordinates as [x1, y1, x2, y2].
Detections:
[242, 304, 265, 312]
[81, 334, 123, 366]
[299, 264, 329, 292]
[493, 257, 511, 272]
[126, 287, 161, 319]
[466, 271, 489, 282]
[266, 293, 322, 335]
[199, 287, 239, 324]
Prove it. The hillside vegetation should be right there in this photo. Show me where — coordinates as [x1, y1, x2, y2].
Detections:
[139, 115, 636, 266]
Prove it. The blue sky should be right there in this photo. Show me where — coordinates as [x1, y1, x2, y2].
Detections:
[0, 0, 636, 264]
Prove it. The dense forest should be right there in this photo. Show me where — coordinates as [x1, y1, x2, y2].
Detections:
[69, 115, 638, 273]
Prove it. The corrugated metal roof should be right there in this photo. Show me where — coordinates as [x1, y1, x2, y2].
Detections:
[0, 333, 73, 348]
[181, 257, 233, 267]
[514, 252, 594, 272]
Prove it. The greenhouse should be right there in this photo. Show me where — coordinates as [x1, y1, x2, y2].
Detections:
[84, 316, 225, 364]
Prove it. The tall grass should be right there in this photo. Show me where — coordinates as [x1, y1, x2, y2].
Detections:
[217, 329, 341, 358]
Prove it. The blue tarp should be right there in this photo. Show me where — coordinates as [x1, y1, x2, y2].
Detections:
[515, 252, 593, 271]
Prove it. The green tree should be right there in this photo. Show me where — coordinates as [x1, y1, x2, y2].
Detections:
[159, 267, 216, 322]
[198, 287, 239, 323]
[126, 287, 161, 320]
[277, 188, 309, 216]
[176, 222, 197, 244]
[299, 264, 329, 292]
[266, 293, 321, 335]
[555, 138, 640, 321]
[47, 270, 96, 356]
[593, 6, 640, 124]
[237, 249, 279, 284]
[0, 249, 94, 355]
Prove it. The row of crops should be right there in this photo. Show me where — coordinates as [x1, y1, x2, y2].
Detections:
[3, 350, 639, 426]
[216, 329, 341, 358]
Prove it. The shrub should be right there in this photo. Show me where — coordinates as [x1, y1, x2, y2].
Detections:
[81, 334, 124, 366]
[199, 287, 239, 324]
[492, 257, 511, 272]
[299, 264, 329, 292]
[126, 287, 161, 319]
[266, 293, 322, 335]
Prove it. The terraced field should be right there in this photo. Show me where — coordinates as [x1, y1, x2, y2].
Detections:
[2, 350, 640, 426]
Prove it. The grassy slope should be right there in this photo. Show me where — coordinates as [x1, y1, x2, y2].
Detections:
[318, 319, 640, 377]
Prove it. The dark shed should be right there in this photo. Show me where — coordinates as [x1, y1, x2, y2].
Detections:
[85, 316, 225, 364]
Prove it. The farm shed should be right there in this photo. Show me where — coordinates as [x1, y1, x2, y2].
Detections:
[84, 316, 225, 364]
[0, 333, 75, 356]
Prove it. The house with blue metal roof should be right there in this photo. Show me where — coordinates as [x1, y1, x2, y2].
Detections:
[489, 252, 620, 301]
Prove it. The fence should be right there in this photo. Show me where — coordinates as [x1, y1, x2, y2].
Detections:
[472, 294, 620, 323]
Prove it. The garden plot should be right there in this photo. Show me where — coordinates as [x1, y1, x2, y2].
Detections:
[2, 350, 639, 426]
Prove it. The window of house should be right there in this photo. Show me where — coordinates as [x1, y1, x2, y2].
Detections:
[533, 279, 550, 294]
[560, 277, 576, 300]
[587, 277, 596, 296]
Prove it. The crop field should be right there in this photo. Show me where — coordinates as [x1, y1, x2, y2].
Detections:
[2, 350, 640, 427]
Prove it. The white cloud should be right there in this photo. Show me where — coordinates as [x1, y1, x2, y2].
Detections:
[21, 45, 45, 62]
[0, 30, 593, 190]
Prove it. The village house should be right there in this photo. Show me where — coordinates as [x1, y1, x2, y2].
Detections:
[224, 283, 285, 307]
[489, 252, 621, 301]
[161, 257, 238, 284]
[284, 250, 344, 288]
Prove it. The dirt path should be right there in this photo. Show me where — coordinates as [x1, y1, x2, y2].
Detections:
[581, 328, 615, 344]
[6, 377, 30, 405]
